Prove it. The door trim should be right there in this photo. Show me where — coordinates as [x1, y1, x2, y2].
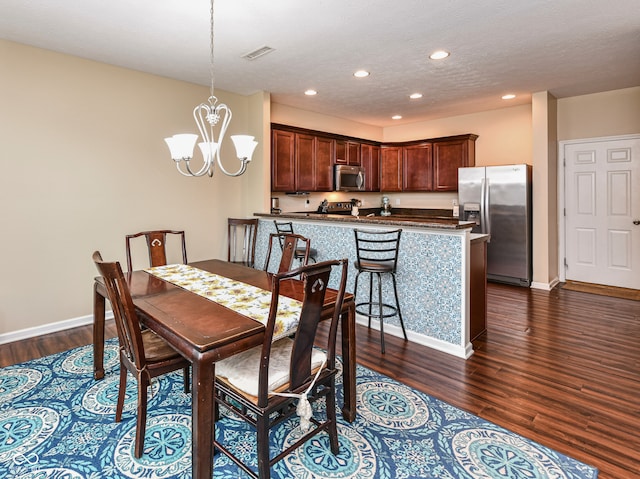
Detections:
[557, 133, 640, 284]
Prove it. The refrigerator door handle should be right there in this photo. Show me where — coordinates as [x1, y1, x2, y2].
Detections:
[482, 177, 491, 238]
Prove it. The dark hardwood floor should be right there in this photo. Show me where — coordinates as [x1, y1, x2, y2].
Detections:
[2, 283, 638, 478]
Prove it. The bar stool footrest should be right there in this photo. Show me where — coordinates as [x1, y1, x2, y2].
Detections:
[355, 302, 399, 319]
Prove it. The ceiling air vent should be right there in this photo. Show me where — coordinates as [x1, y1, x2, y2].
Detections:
[242, 46, 275, 61]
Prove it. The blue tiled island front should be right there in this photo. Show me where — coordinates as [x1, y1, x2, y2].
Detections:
[254, 212, 488, 358]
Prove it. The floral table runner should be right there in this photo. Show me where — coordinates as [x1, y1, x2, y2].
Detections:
[145, 264, 302, 340]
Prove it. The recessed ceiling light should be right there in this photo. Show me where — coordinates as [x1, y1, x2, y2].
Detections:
[502, 93, 516, 100]
[409, 93, 423, 99]
[392, 115, 402, 120]
[353, 70, 370, 78]
[304, 89, 317, 96]
[429, 50, 450, 60]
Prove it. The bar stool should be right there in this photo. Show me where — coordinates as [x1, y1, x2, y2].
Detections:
[353, 228, 407, 353]
[273, 220, 317, 263]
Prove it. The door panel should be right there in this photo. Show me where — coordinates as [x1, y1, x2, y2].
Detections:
[564, 137, 640, 289]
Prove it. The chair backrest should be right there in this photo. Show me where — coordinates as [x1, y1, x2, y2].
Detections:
[227, 218, 259, 267]
[273, 220, 294, 250]
[257, 258, 349, 404]
[353, 228, 402, 271]
[264, 233, 310, 273]
[125, 230, 187, 272]
[93, 251, 146, 369]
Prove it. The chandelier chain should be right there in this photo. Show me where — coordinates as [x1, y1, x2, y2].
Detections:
[209, 0, 215, 98]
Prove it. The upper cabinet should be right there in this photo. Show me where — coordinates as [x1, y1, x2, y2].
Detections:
[361, 144, 380, 191]
[432, 135, 478, 191]
[380, 134, 477, 192]
[271, 124, 476, 193]
[402, 142, 433, 191]
[271, 128, 333, 192]
[271, 129, 296, 191]
[380, 146, 403, 192]
[335, 140, 361, 166]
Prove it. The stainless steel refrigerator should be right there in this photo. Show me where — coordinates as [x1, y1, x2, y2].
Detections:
[458, 164, 532, 286]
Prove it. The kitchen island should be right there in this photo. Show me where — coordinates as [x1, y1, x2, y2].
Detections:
[254, 212, 488, 358]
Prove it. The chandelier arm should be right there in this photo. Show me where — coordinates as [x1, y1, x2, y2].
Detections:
[213, 103, 247, 177]
[194, 104, 212, 144]
[176, 160, 212, 178]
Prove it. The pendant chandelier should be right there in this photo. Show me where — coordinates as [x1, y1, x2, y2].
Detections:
[164, 0, 257, 177]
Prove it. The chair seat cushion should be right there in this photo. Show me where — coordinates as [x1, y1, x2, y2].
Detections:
[295, 247, 318, 258]
[141, 329, 183, 362]
[216, 338, 327, 397]
[355, 260, 394, 273]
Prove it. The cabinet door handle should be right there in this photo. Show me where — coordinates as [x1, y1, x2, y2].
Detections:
[633, 220, 640, 225]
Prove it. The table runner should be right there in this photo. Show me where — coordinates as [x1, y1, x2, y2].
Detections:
[145, 264, 302, 340]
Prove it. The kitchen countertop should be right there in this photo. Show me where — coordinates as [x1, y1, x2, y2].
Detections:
[255, 211, 476, 230]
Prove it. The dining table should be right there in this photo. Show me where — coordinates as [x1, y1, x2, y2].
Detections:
[92, 258, 356, 479]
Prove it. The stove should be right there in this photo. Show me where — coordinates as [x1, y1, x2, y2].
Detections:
[322, 201, 353, 214]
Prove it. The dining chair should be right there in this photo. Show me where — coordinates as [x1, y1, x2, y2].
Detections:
[227, 218, 259, 268]
[125, 230, 187, 272]
[92, 251, 190, 458]
[214, 258, 349, 479]
[263, 232, 311, 273]
[273, 220, 318, 263]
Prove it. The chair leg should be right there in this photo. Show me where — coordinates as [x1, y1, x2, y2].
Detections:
[115, 364, 127, 423]
[367, 273, 374, 329]
[326, 381, 339, 455]
[354, 271, 362, 324]
[377, 273, 386, 354]
[183, 366, 190, 393]
[135, 373, 149, 458]
[256, 414, 271, 479]
[391, 273, 408, 340]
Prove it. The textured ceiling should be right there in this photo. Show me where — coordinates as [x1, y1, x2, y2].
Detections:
[1, 0, 639, 127]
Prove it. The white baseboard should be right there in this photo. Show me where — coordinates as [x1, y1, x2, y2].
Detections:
[355, 315, 471, 359]
[530, 276, 560, 291]
[0, 312, 113, 345]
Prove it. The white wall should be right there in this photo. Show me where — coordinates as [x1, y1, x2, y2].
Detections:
[557, 86, 640, 141]
[0, 40, 267, 337]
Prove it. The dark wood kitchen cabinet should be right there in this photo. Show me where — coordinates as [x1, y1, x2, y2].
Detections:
[432, 134, 478, 191]
[271, 129, 333, 192]
[402, 142, 433, 191]
[469, 235, 488, 341]
[380, 146, 403, 191]
[313, 136, 334, 191]
[271, 129, 296, 191]
[335, 140, 361, 165]
[380, 134, 477, 192]
[271, 123, 477, 193]
[360, 143, 380, 191]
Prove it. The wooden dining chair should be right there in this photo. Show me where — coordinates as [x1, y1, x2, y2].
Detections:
[263, 232, 311, 273]
[227, 218, 259, 268]
[273, 220, 318, 263]
[214, 258, 349, 479]
[125, 230, 187, 272]
[92, 251, 190, 458]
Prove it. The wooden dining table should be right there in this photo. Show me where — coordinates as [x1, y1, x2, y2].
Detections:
[92, 258, 356, 479]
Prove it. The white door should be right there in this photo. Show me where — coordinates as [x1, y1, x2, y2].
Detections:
[563, 136, 640, 289]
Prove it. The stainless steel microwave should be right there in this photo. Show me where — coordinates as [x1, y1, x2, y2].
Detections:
[334, 165, 365, 191]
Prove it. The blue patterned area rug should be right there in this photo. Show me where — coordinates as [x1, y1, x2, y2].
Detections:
[1, 339, 597, 478]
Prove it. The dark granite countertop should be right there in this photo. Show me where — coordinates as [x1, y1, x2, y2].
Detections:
[255, 211, 476, 230]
